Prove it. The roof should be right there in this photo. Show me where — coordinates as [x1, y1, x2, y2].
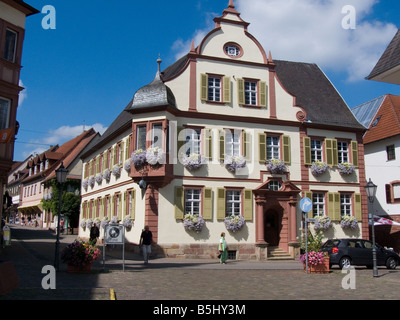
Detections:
[2, 0, 40, 16]
[273, 60, 365, 130]
[351, 95, 385, 128]
[367, 28, 400, 84]
[358, 94, 400, 144]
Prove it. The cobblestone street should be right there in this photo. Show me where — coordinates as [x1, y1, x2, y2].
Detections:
[1, 225, 399, 305]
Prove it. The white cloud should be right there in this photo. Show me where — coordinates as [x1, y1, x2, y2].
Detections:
[236, 0, 398, 82]
[172, 29, 209, 60]
[18, 80, 27, 106]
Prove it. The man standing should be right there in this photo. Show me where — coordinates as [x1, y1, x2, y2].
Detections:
[139, 226, 153, 264]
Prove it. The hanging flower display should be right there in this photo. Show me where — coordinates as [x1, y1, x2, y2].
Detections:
[338, 162, 355, 175]
[95, 173, 103, 184]
[80, 218, 86, 229]
[132, 149, 147, 167]
[181, 153, 205, 171]
[341, 215, 358, 229]
[146, 147, 165, 165]
[183, 213, 205, 232]
[100, 217, 109, 229]
[124, 160, 131, 172]
[224, 215, 246, 232]
[88, 176, 95, 188]
[224, 154, 246, 172]
[311, 160, 328, 176]
[123, 216, 134, 230]
[112, 164, 122, 177]
[313, 216, 332, 231]
[267, 159, 287, 174]
[82, 178, 89, 191]
[103, 169, 111, 182]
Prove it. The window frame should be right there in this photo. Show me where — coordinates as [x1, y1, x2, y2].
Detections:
[184, 188, 202, 216]
[225, 189, 242, 217]
[266, 135, 280, 160]
[208, 76, 222, 102]
[387, 145, 396, 161]
[3, 28, 18, 63]
[313, 193, 326, 217]
[337, 141, 349, 164]
[244, 80, 257, 106]
[340, 193, 352, 217]
[0, 97, 11, 130]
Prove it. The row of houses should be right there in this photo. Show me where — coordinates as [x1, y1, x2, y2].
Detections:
[3, 1, 400, 258]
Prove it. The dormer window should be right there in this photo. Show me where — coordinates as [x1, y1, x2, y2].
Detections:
[223, 42, 243, 58]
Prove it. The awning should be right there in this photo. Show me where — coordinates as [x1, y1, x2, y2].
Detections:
[18, 204, 43, 214]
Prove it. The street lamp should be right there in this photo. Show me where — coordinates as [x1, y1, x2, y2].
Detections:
[364, 178, 378, 277]
[54, 163, 68, 271]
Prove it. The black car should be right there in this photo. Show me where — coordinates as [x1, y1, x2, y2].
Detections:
[321, 238, 400, 269]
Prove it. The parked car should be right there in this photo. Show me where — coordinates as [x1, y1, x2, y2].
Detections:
[321, 238, 399, 269]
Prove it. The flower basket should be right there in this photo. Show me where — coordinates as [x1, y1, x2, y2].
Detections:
[85, 218, 93, 229]
[311, 161, 328, 176]
[341, 215, 358, 229]
[183, 214, 205, 232]
[112, 164, 122, 178]
[300, 251, 330, 274]
[123, 216, 134, 230]
[224, 155, 246, 172]
[266, 159, 286, 174]
[61, 240, 101, 270]
[124, 160, 131, 172]
[224, 215, 245, 232]
[103, 169, 111, 182]
[82, 178, 89, 191]
[95, 173, 103, 184]
[100, 217, 109, 229]
[338, 162, 355, 175]
[146, 147, 165, 166]
[181, 153, 205, 171]
[88, 176, 95, 188]
[80, 219, 86, 230]
[313, 216, 332, 231]
[132, 149, 147, 168]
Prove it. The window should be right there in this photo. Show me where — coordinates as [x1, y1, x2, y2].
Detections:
[267, 136, 280, 160]
[337, 141, 349, 163]
[208, 77, 221, 102]
[3, 29, 17, 62]
[311, 140, 323, 162]
[245, 81, 257, 106]
[185, 189, 201, 216]
[225, 130, 241, 157]
[267, 180, 282, 191]
[313, 193, 325, 217]
[0, 98, 11, 130]
[224, 45, 241, 57]
[226, 190, 241, 216]
[152, 123, 163, 149]
[340, 194, 352, 216]
[185, 128, 201, 155]
[387, 145, 395, 161]
[136, 125, 147, 150]
[393, 184, 400, 200]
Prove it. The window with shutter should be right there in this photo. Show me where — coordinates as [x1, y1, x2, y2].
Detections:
[351, 141, 359, 167]
[217, 188, 226, 220]
[258, 133, 266, 162]
[174, 186, 184, 220]
[205, 129, 213, 160]
[243, 189, 253, 221]
[282, 135, 291, 164]
[303, 137, 311, 165]
[203, 188, 213, 220]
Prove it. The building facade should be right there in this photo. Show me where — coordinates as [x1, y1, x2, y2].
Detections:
[0, 0, 38, 230]
[79, 1, 368, 260]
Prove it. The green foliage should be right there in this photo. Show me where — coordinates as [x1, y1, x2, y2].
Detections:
[40, 179, 81, 228]
[301, 229, 324, 252]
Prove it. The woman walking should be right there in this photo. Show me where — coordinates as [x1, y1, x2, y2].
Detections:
[218, 232, 228, 264]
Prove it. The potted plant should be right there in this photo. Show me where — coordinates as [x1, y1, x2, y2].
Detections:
[266, 158, 286, 174]
[300, 251, 330, 273]
[88, 176, 95, 188]
[103, 169, 111, 182]
[146, 147, 165, 166]
[183, 213, 205, 232]
[311, 160, 328, 176]
[124, 160, 131, 172]
[112, 164, 122, 178]
[95, 173, 103, 184]
[224, 215, 246, 232]
[132, 149, 147, 168]
[123, 216, 134, 231]
[181, 153, 205, 171]
[224, 155, 246, 172]
[341, 215, 358, 229]
[61, 239, 101, 273]
[338, 162, 355, 175]
[82, 178, 89, 191]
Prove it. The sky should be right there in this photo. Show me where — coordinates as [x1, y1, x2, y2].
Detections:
[14, 0, 400, 161]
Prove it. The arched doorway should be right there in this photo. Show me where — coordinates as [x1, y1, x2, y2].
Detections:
[264, 209, 282, 246]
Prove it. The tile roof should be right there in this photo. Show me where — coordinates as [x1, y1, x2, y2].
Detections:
[361, 94, 400, 144]
[367, 28, 400, 82]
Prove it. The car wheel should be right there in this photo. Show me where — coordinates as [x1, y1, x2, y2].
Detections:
[386, 257, 397, 270]
[339, 256, 351, 269]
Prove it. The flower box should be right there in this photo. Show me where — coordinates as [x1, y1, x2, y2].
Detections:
[67, 263, 92, 274]
[338, 162, 355, 175]
[224, 155, 246, 172]
[267, 159, 286, 174]
[183, 213, 205, 232]
[311, 161, 328, 176]
[300, 251, 330, 274]
[181, 153, 205, 171]
[224, 215, 245, 232]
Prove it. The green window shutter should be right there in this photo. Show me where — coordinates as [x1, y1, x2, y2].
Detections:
[120, 141, 124, 164]
[223, 76, 231, 103]
[100, 198, 105, 218]
[203, 188, 213, 220]
[205, 129, 213, 161]
[219, 130, 225, 162]
[95, 156, 99, 174]
[111, 195, 114, 217]
[328, 192, 341, 221]
[259, 81, 267, 107]
[174, 186, 184, 220]
[351, 141, 359, 167]
[243, 189, 253, 221]
[282, 135, 291, 164]
[354, 193, 362, 221]
[125, 137, 130, 160]
[304, 137, 311, 165]
[304, 191, 313, 219]
[131, 189, 136, 220]
[237, 78, 245, 105]
[118, 194, 122, 220]
[243, 131, 251, 161]
[200, 74, 208, 101]
[258, 133, 266, 162]
[325, 139, 338, 166]
[216, 188, 226, 220]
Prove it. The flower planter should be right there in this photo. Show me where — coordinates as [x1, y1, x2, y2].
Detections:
[303, 259, 330, 274]
[67, 264, 92, 274]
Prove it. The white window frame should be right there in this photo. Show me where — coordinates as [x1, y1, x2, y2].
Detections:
[184, 189, 202, 216]
[208, 77, 221, 102]
[226, 190, 241, 217]
[136, 125, 147, 150]
[267, 136, 280, 160]
[311, 140, 323, 162]
[313, 193, 325, 217]
[338, 141, 349, 163]
[185, 128, 201, 156]
[245, 81, 257, 105]
[225, 130, 241, 157]
[340, 194, 352, 216]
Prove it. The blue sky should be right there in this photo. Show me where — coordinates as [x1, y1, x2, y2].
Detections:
[14, 0, 400, 161]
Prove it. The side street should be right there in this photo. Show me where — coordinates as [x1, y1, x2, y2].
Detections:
[1, 225, 400, 301]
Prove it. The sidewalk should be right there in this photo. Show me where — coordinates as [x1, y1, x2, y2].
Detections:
[1, 224, 400, 301]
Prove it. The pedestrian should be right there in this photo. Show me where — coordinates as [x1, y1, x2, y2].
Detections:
[139, 225, 153, 264]
[218, 232, 228, 264]
[89, 223, 100, 246]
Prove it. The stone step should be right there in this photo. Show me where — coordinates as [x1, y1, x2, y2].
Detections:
[267, 246, 294, 260]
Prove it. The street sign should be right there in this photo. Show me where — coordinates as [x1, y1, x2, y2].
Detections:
[300, 197, 312, 213]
